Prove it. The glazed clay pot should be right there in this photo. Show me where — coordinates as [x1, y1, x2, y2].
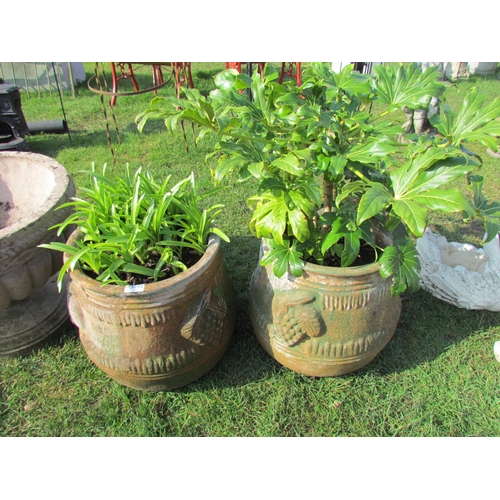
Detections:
[65, 230, 235, 391]
[249, 244, 401, 377]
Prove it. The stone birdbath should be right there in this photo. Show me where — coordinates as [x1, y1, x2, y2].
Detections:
[0, 151, 75, 357]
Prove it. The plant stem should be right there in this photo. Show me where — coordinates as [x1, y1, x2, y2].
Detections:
[348, 165, 371, 184]
[322, 177, 334, 213]
[322, 177, 335, 233]
[219, 130, 276, 145]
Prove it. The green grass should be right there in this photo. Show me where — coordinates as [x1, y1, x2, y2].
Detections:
[1, 63, 500, 437]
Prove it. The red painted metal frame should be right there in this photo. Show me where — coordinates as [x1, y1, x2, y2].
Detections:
[109, 63, 194, 106]
[278, 62, 302, 85]
[225, 62, 266, 74]
[226, 62, 301, 85]
[225, 62, 243, 72]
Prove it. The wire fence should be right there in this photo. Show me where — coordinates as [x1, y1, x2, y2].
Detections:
[0, 62, 84, 98]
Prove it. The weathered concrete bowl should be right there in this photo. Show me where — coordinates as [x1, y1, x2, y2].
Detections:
[0, 152, 75, 357]
[0, 151, 75, 310]
[417, 228, 500, 311]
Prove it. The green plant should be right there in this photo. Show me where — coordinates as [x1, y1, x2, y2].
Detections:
[137, 62, 500, 295]
[40, 163, 229, 288]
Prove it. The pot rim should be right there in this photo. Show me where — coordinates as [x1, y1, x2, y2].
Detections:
[259, 238, 382, 278]
[300, 258, 381, 277]
[65, 228, 222, 296]
[0, 151, 74, 238]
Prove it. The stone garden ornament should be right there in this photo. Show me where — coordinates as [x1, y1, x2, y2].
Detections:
[494, 341, 500, 363]
[0, 152, 74, 357]
[417, 228, 500, 311]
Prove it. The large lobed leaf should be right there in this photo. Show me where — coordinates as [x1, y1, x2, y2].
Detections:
[373, 63, 444, 111]
[249, 190, 311, 245]
[260, 239, 305, 278]
[430, 87, 500, 149]
[379, 242, 421, 296]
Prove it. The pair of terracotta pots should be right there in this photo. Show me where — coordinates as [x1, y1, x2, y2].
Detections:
[1, 152, 401, 389]
[65, 232, 400, 390]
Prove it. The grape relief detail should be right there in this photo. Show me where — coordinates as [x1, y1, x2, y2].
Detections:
[270, 290, 324, 347]
[180, 288, 228, 346]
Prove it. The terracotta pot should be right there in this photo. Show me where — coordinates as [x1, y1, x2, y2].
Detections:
[249, 243, 401, 377]
[65, 230, 235, 391]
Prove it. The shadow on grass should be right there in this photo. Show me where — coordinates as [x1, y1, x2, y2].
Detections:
[194, 68, 222, 80]
[25, 134, 73, 156]
[122, 114, 217, 146]
[120, 118, 190, 139]
[25, 129, 115, 158]
[155, 235, 286, 394]
[38, 321, 79, 353]
[199, 236, 286, 386]
[362, 289, 500, 376]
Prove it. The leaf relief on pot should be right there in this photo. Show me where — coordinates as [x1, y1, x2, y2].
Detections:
[301, 329, 388, 359]
[82, 335, 203, 376]
[70, 281, 178, 327]
[180, 288, 227, 346]
[271, 290, 324, 348]
[321, 281, 391, 312]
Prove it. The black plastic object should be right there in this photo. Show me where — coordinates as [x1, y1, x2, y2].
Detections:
[27, 120, 68, 135]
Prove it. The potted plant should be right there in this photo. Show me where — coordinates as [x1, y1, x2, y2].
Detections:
[136, 62, 500, 377]
[40, 164, 235, 391]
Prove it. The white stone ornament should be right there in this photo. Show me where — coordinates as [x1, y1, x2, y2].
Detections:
[416, 228, 500, 311]
[494, 342, 500, 363]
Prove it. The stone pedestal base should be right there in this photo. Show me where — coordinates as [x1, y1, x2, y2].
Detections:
[0, 274, 69, 357]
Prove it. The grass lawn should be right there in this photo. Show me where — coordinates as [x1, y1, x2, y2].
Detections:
[0, 62, 499, 439]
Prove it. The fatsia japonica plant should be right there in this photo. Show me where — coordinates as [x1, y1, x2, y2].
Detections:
[137, 62, 500, 295]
